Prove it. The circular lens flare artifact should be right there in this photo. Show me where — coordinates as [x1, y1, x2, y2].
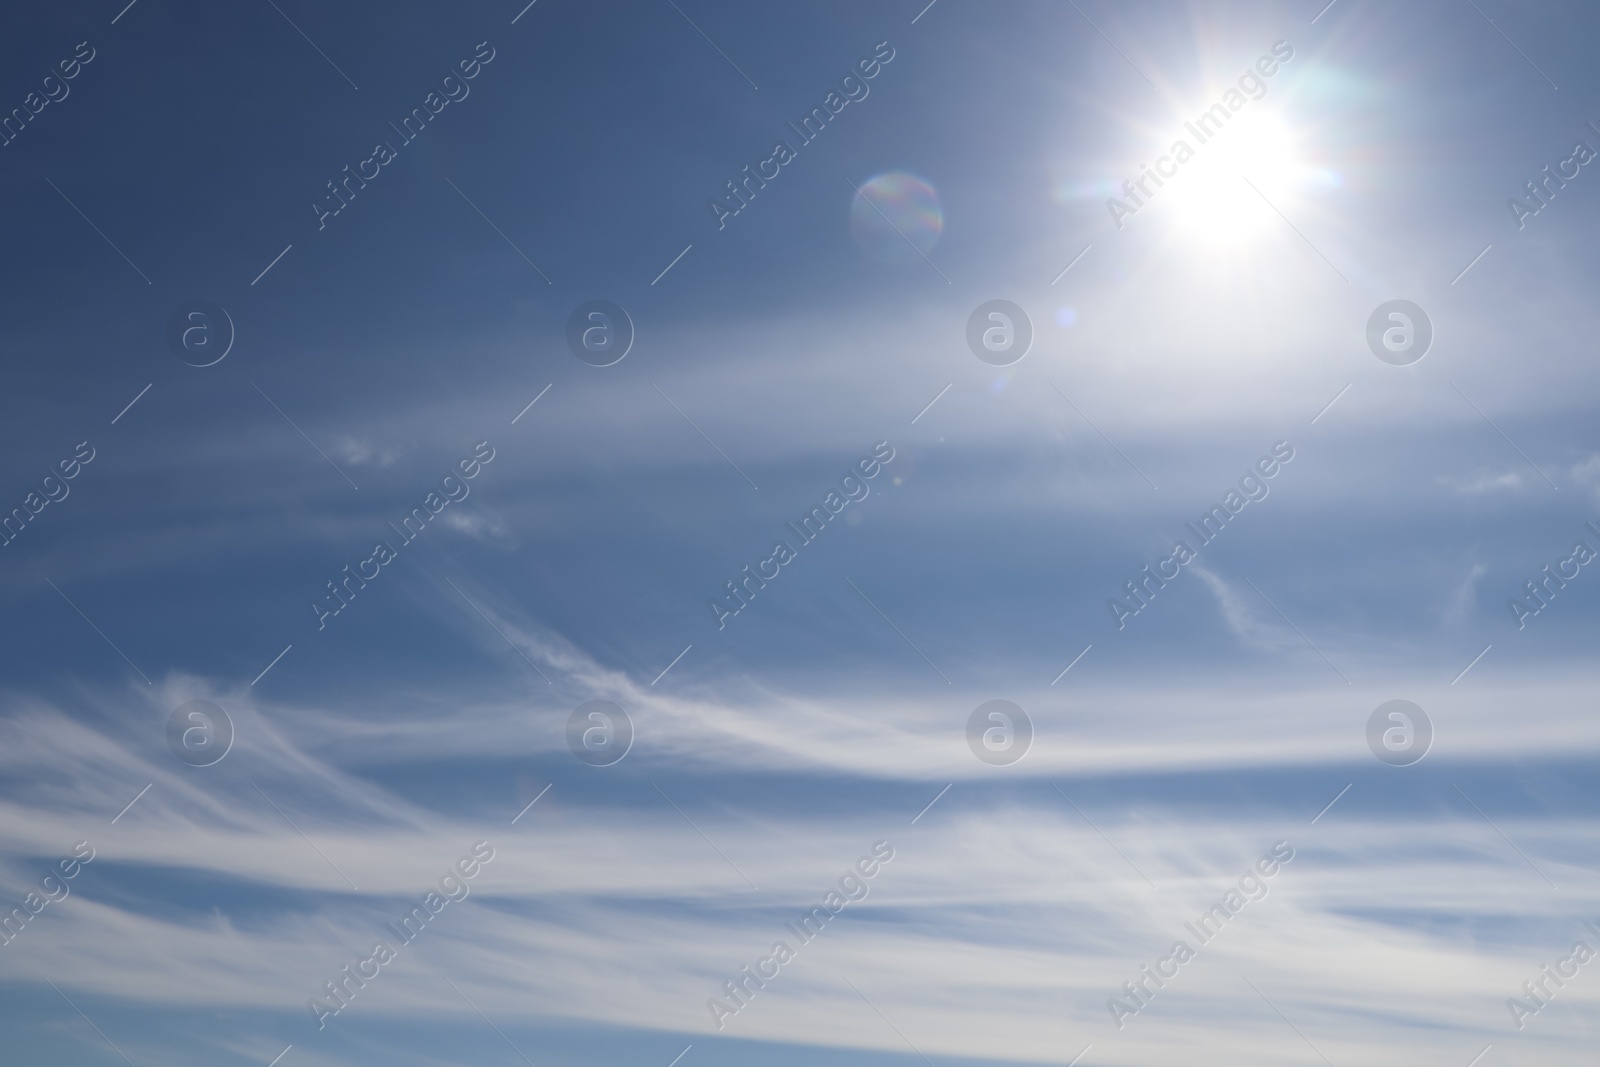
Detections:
[850, 171, 943, 263]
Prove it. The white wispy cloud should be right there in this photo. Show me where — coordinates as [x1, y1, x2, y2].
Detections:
[1439, 470, 1524, 495]
[330, 437, 406, 468]
[1188, 565, 1300, 653]
[1444, 562, 1488, 625]
[2, 589, 1598, 1064]
[439, 507, 516, 548]
[1571, 454, 1600, 503]
[3, 746, 1594, 1067]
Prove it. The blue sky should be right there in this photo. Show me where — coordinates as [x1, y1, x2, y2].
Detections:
[3, 0, 1600, 1065]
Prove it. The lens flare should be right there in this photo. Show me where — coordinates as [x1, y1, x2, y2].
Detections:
[850, 172, 943, 263]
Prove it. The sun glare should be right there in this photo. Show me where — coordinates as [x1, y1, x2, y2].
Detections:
[1158, 110, 1303, 245]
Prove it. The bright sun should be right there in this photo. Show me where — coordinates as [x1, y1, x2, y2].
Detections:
[1158, 110, 1305, 245]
